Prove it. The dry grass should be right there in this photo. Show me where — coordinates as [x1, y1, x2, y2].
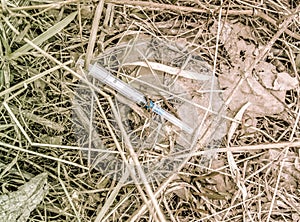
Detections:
[0, 0, 300, 221]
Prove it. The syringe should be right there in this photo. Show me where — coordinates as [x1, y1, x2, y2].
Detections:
[88, 62, 194, 134]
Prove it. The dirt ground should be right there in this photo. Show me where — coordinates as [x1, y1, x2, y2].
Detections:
[0, 0, 300, 221]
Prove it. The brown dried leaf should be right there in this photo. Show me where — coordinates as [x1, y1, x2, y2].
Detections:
[255, 62, 299, 90]
[216, 21, 297, 117]
[210, 21, 232, 44]
[195, 186, 227, 200]
[255, 61, 277, 89]
[296, 53, 300, 70]
[219, 65, 286, 116]
[273, 72, 299, 90]
[210, 158, 235, 194]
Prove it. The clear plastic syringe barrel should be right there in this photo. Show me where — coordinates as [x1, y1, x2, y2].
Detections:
[89, 63, 193, 134]
[89, 63, 147, 105]
[150, 102, 193, 134]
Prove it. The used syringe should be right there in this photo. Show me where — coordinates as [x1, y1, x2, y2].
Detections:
[88, 62, 193, 134]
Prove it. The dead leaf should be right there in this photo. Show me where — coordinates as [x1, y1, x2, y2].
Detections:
[295, 53, 300, 70]
[211, 158, 235, 193]
[0, 173, 48, 222]
[216, 21, 296, 118]
[254, 61, 277, 89]
[209, 21, 232, 44]
[219, 66, 286, 116]
[255, 62, 299, 90]
[273, 72, 299, 91]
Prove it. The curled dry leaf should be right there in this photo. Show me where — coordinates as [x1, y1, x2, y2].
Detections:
[273, 72, 299, 91]
[219, 64, 286, 116]
[255, 62, 299, 91]
[210, 158, 235, 194]
[214, 21, 299, 117]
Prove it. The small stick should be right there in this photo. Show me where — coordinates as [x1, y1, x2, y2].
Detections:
[85, 0, 105, 68]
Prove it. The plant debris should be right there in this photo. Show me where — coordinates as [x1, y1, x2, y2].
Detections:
[0, 0, 300, 221]
[0, 172, 48, 222]
[214, 21, 299, 117]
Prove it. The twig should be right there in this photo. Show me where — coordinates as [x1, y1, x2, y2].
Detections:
[266, 148, 289, 222]
[3, 15, 165, 220]
[58, 177, 82, 222]
[85, 0, 105, 68]
[107, 95, 167, 222]
[0, 141, 89, 170]
[106, 0, 300, 40]
[126, 4, 300, 220]
[223, 3, 300, 112]
[0, 0, 80, 11]
[0, 61, 72, 98]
